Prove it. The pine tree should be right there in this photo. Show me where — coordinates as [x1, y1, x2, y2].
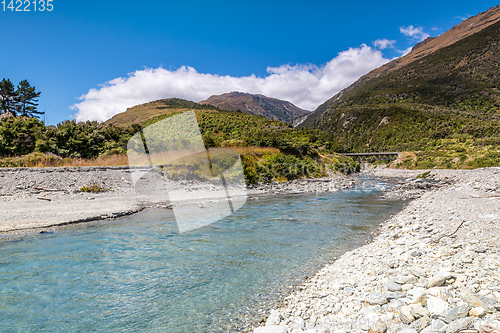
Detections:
[0, 78, 18, 116]
[16, 80, 43, 118]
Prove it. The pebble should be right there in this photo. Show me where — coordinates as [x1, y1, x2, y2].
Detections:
[445, 304, 471, 321]
[426, 276, 448, 288]
[367, 292, 389, 305]
[387, 282, 403, 292]
[469, 307, 485, 317]
[427, 296, 450, 316]
[445, 317, 476, 333]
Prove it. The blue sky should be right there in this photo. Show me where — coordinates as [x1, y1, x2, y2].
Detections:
[1, 0, 498, 124]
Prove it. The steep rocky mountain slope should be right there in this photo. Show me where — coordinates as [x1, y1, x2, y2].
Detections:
[299, 5, 500, 158]
[199, 91, 309, 123]
[301, 5, 500, 129]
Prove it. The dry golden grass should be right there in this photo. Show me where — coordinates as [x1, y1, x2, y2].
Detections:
[1, 146, 279, 169]
[0, 153, 130, 168]
[232, 146, 279, 156]
[64, 154, 130, 167]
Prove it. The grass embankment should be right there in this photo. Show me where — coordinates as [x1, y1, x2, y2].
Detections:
[392, 148, 500, 170]
[0, 148, 359, 185]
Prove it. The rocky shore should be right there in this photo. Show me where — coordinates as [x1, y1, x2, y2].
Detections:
[255, 167, 500, 333]
[0, 166, 355, 234]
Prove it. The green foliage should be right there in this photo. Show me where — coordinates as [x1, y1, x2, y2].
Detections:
[80, 182, 109, 193]
[0, 102, 354, 183]
[392, 142, 500, 170]
[144, 110, 345, 156]
[0, 117, 46, 156]
[466, 151, 500, 168]
[0, 78, 18, 116]
[0, 117, 134, 159]
[49, 120, 132, 158]
[416, 171, 432, 179]
[333, 160, 361, 175]
[16, 80, 42, 118]
[240, 152, 326, 184]
[0, 78, 42, 118]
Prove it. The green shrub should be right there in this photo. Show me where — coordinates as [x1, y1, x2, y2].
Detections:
[80, 182, 110, 193]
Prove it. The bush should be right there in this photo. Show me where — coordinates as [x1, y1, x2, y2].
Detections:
[80, 182, 110, 193]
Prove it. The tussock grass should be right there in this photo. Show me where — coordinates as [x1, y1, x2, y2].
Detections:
[0, 152, 129, 168]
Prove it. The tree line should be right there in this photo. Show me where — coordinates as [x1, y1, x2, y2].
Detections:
[0, 78, 43, 118]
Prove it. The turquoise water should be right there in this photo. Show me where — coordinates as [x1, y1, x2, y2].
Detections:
[0, 181, 405, 332]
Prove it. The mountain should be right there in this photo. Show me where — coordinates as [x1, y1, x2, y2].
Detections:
[299, 5, 500, 159]
[199, 91, 310, 123]
[301, 5, 500, 128]
[105, 98, 222, 126]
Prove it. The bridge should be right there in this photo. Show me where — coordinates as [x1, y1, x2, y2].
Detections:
[340, 152, 401, 162]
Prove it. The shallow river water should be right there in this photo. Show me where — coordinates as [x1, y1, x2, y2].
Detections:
[0, 178, 406, 332]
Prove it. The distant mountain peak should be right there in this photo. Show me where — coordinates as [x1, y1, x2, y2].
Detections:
[199, 92, 309, 123]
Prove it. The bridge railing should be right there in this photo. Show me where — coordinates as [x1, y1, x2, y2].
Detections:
[340, 152, 401, 162]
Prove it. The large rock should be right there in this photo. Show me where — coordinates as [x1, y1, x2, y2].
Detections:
[410, 268, 427, 278]
[411, 305, 430, 318]
[410, 316, 431, 332]
[387, 282, 403, 292]
[427, 296, 449, 317]
[469, 306, 485, 317]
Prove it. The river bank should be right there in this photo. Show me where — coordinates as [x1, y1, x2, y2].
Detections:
[0, 166, 355, 234]
[255, 167, 500, 333]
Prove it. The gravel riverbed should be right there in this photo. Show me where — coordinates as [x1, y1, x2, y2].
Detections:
[254, 167, 500, 333]
[0, 166, 355, 234]
[3, 165, 500, 333]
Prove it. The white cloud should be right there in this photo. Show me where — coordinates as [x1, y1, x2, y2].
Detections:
[454, 15, 470, 21]
[397, 47, 413, 56]
[373, 39, 396, 50]
[72, 45, 390, 122]
[400, 25, 430, 41]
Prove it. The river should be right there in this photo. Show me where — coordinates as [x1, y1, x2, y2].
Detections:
[0, 178, 406, 332]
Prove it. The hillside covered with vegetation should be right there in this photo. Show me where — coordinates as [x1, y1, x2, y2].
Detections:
[0, 98, 359, 183]
[301, 20, 500, 169]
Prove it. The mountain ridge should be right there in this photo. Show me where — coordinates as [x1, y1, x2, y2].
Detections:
[301, 4, 500, 127]
[199, 91, 309, 123]
[299, 11, 500, 159]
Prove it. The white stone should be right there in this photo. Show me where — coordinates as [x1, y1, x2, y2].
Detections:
[469, 306, 485, 317]
[426, 296, 449, 316]
[426, 276, 447, 288]
[266, 310, 283, 325]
